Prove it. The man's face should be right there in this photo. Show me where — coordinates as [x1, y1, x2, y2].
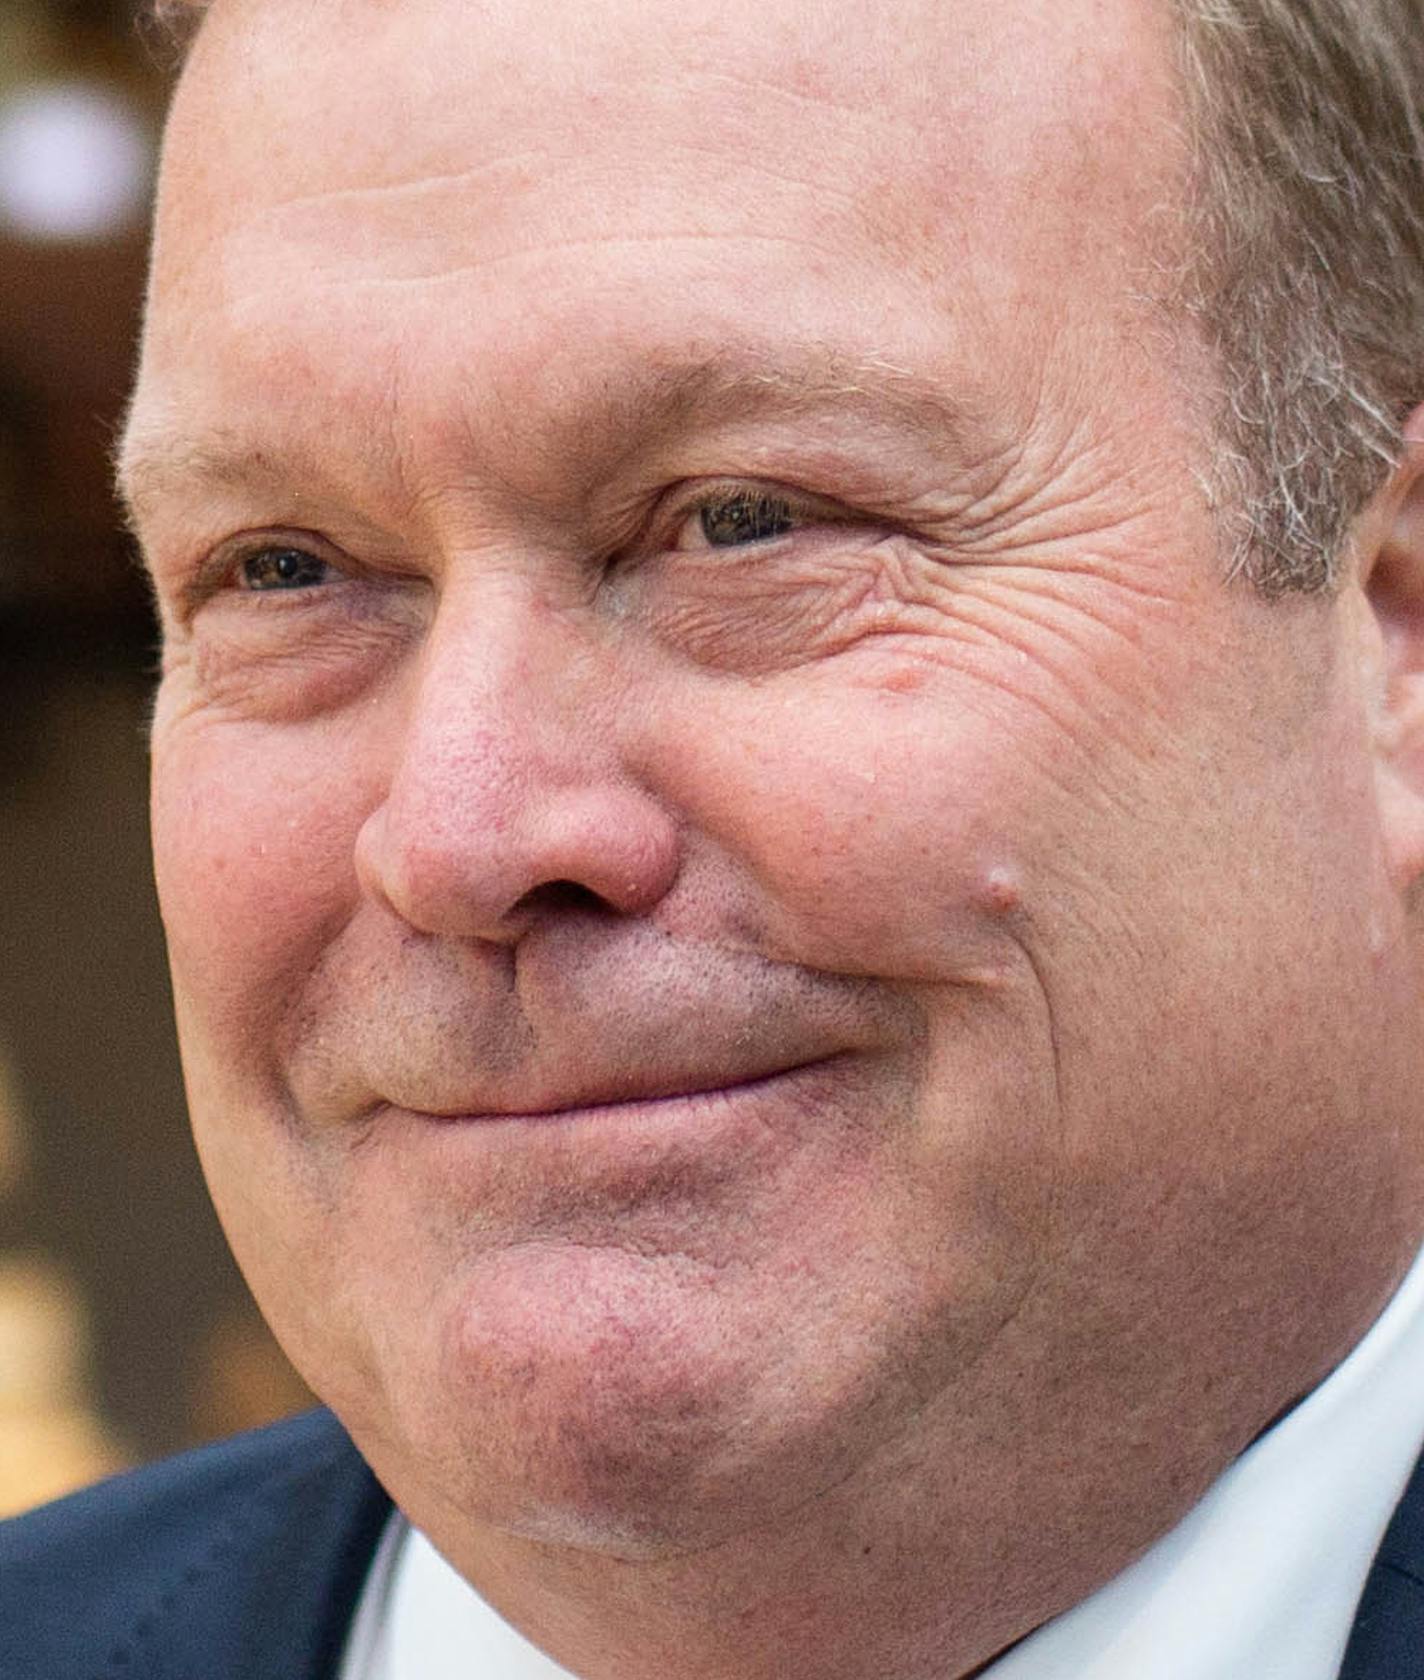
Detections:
[126, 0, 1419, 1586]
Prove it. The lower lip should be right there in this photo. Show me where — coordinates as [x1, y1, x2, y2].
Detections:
[403, 1058, 840, 1129]
[356, 1057, 862, 1213]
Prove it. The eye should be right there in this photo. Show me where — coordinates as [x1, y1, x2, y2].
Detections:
[238, 546, 333, 591]
[678, 489, 801, 550]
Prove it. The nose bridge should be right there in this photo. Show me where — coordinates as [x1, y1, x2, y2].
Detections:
[401, 577, 581, 822]
[356, 572, 681, 938]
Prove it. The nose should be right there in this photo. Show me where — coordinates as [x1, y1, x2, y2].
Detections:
[354, 583, 682, 942]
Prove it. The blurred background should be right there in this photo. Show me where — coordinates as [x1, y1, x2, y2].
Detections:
[0, 0, 310, 1518]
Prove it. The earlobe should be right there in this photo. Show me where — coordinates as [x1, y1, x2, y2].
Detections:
[1364, 406, 1424, 890]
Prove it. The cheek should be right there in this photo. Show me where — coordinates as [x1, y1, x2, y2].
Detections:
[150, 706, 389, 1400]
[645, 668, 1052, 978]
[150, 702, 378, 1037]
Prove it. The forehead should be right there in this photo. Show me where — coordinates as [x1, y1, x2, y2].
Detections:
[185, 0, 1169, 139]
[165, 0, 1180, 249]
[128, 0, 1186, 513]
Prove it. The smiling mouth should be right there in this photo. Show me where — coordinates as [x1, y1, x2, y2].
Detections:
[394, 1055, 842, 1126]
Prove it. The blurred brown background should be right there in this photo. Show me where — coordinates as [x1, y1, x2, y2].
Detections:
[0, 0, 310, 1518]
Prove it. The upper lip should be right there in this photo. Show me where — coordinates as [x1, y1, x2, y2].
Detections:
[290, 919, 911, 1132]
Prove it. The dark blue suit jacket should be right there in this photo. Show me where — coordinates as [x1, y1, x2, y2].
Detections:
[1, 1406, 1420, 1678]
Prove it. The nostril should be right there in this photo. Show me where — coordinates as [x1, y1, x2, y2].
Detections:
[356, 774, 682, 938]
[512, 879, 612, 919]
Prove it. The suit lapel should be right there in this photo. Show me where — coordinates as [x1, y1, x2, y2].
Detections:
[1337, 1445, 1424, 1678]
[141, 1411, 393, 1680]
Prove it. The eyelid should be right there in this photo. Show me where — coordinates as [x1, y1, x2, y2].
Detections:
[656, 478, 854, 545]
[178, 528, 352, 616]
[173, 480, 886, 615]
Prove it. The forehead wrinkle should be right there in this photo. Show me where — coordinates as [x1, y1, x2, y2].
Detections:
[119, 344, 997, 535]
[242, 78, 892, 256]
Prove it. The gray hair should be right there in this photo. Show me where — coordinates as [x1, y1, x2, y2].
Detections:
[147, 0, 1424, 593]
[1173, 0, 1424, 592]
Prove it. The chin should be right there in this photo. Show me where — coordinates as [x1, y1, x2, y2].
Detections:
[342, 1243, 911, 1558]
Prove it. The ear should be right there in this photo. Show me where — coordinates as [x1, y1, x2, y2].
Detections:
[1363, 406, 1424, 891]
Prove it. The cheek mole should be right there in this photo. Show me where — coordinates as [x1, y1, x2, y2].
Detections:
[981, 866, 1023, 916]
[878, 666, 929, 695]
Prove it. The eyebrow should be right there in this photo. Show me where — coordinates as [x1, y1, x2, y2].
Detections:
[116, 346, 994, 536]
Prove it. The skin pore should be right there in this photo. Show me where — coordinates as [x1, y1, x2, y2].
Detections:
[123, 0, 1424, 1676]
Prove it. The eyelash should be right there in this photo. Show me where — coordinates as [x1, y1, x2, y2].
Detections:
[215, 481, 840, 600]
[667, 484, 825, 549]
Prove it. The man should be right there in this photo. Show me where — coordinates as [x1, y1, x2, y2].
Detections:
[4, 0, 1424, 1674]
